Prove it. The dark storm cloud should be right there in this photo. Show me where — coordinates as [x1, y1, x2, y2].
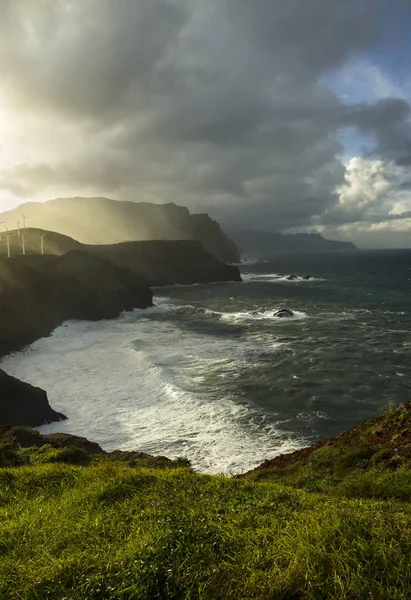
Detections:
[396, 155, 411, 166]
[0, 0, 191, 119]
[1, 0, 411, 233]
[342, 99, 411, 164]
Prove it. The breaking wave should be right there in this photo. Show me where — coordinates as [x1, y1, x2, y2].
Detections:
[0, 297, 309, 475]
[242, 273, 324, 283]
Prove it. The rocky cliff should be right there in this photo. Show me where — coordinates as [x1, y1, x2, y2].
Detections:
[0, 197, 240, 263]
[0, 370, 66, 427]
[0, 250, 153, 358]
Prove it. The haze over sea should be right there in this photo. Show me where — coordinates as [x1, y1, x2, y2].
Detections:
[2, 250, 410, 474]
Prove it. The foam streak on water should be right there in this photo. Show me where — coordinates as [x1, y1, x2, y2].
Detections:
[1, 298, 305, 474]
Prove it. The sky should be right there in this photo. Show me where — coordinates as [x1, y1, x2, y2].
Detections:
[1, 0, 411, 248]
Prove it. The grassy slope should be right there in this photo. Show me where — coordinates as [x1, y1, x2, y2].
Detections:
[1, 405, 411, 600]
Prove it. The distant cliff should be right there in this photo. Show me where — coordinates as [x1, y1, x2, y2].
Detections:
[231, 230, 356, 257]
[0, 197, 240, 263]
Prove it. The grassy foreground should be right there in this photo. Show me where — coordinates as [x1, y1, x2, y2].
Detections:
[1, 405, 411, 600]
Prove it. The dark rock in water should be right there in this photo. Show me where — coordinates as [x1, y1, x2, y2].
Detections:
[0, 370, 66, 427]
[302, 275, 313, 280]
[274, 308, 295, 318]
[286, 275, 298, 281]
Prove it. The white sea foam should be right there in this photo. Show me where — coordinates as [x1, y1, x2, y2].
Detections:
[0, 300, 307, 474]
[242, 273, 324, 283]
[220, 309, 307, 323]
[197, 306, 307, 323]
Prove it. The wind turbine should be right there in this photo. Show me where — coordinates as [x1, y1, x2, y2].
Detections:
[40, 233, 46, 256]
[4, 225, 10, 258]
[21, 231, 26, 256]
[0, 221, 5, 241]
[21, 213, 27, 230]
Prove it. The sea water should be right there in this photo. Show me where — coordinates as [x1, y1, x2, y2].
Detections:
[2, 250, 410, 474]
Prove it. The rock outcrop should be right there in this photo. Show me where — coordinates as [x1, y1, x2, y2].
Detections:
[273, 308, 295, 318]
[0, 250, 153, 357]
[0, 197, 240, 263]
[0, 425, 187, 468]
[0, 370, 66, 427]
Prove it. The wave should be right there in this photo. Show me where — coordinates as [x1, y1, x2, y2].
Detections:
[222, 309, 307, 323]
[136, 297, 308, 325]
[0, 306, 309, 475]
[242, 273, 324, 283]
[197, 307, 307, 323]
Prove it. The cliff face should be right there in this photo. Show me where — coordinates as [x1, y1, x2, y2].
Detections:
[84, 240, 242, 286]
[0, 197, 240, 263]
[0, 370, 66, 427]
[191, 214, 239, 264]
[231, 230, 356, 257]
[0, 251, 153, 357]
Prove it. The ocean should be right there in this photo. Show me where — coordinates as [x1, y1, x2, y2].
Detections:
[2, 249, 410, 474]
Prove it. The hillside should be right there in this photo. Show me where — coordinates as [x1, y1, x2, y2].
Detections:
[0, 228, 241, 287]
[0, 228, 81, 258]
[231, 230, 356, 257]
[1, 403, 411, 599]
[0, 197, 240, 263]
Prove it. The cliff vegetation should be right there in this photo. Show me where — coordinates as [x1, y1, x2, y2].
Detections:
[1, 403, 411, 599]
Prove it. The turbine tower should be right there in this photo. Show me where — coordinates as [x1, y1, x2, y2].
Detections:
[0, 221, 5, 241]
[21, 213, 27, 230]
[5, 225, 10, 258]
[40, 233, 46, 256]
[22, 232, 26, 256]
[17, 220, 20, 238]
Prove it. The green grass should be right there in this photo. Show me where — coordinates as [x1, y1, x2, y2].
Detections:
[1, 445, 411, 599]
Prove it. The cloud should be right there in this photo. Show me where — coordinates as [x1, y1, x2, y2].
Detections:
[320, 156, 411, 224]
[0, 0, 411, 241]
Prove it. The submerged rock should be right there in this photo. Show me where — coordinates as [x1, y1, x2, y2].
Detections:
[303, 274, 313, 280]
[274, 308, 295, 319]
[286, 275, 298, 281]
